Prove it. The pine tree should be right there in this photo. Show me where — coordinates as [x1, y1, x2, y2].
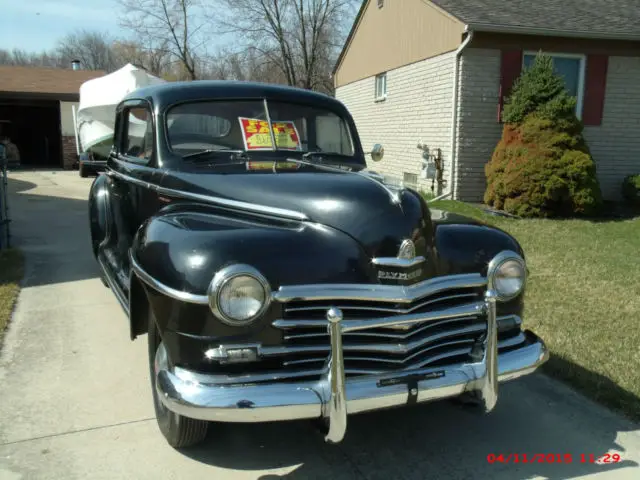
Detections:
[484, 52, 603, 217]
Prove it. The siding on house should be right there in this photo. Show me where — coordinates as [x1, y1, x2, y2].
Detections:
[455, 48, 502, 201]
[334, 0, 463, 88]
[583, 56, 640, 199]
[336, 51, 456, 193]
[59, 101, 79, 168]
[59, 101, 78, 136]
[454, 50, 640, 202]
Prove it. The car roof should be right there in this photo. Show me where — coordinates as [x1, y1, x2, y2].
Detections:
[125, 80, 348, 113]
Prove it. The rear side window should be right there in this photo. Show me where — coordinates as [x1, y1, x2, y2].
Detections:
[123, 106, 154, 163]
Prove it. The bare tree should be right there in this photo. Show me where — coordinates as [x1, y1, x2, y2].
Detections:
[56, 30, 117, 71]
[111, 39, 172, 76]
[214, 0, 357, 92]
[117, 0, 209, 80]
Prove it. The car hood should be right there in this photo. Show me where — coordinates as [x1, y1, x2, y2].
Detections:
[161, 170, 435, 260]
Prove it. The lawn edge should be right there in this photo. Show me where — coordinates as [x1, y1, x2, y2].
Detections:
[425, 197, 640, 424]
[0, 248, 25, 348]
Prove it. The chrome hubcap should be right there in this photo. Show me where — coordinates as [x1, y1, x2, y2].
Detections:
[154, 341, 169, 414]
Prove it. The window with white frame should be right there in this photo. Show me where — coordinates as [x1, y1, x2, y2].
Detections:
[523, 52, 586, 117]
[375, 73, 387, 101]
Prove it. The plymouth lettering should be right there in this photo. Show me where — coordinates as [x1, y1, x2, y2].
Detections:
[377, 269, 422, 281]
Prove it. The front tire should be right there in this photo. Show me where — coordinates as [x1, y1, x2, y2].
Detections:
[148, 309, 209, 448]
[79, 162, 88, 178]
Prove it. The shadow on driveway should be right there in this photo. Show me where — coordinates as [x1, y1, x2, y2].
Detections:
[177, 374, 639, 479]
[6, 175, 100, 288]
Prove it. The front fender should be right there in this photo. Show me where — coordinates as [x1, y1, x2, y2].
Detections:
[433, 218, 525, 316]
[88, 173, 111, 258]
[132, 207, 374, 295]
[130, 207, 374, 365]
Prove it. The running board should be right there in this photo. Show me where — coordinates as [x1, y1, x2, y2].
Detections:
[97, 251, 130, 317]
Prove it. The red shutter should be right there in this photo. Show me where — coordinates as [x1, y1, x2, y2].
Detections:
[498, 50, 523, 122]
[582, 55, 609, 126]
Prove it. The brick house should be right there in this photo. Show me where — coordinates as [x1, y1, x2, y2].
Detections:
[0, 65, 105, 169]
[333, 0, 640, 201]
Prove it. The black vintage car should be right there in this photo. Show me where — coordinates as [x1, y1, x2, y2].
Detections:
[89, 80, 548, 449]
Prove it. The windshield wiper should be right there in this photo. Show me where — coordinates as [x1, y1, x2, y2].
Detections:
[182, 149, 247, 161]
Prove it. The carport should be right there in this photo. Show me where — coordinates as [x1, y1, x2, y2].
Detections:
[0, 65, 105, 169]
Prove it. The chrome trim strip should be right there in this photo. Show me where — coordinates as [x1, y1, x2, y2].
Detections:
[173, 365, 326, 386]
[285, 339, 475, 367]
[106, 169, 309, 221]
[261, 323, 486, 356]
[283, 317, 474, 340]
[341, 302, 484, 333]
[371, 256, 426, 268]
[129, 250, 209, 305]
[279, 315, 520, 339]
[281, 334, 526, 369]
[154, 331, 549, 424]
[275, 302, 482, 332]
[283, 292, 480, 314]
[273, 273, 487, 303]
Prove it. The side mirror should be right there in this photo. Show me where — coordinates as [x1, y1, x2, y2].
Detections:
[370, 144, 384, 162]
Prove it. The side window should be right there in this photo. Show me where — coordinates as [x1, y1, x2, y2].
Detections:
[123, 106, 153, 163]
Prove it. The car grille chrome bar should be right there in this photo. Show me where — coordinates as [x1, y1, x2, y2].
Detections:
[264, 323, 485, 356]
[266, 276, 525, 382]
[272, 273, 487, 303]
[282, 292, 480, 315]
[273, 301, 484, 330]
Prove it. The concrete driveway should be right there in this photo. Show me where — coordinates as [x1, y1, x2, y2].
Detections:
[0, 170, 639, 480]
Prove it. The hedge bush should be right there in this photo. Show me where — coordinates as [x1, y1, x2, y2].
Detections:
[621, 174, 640, 207]
[485, 53, 602, 217]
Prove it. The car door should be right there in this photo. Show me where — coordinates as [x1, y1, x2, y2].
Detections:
[106, 99, 165, 285]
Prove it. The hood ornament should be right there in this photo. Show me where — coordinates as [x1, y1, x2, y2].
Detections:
[398, 239, 416, 260]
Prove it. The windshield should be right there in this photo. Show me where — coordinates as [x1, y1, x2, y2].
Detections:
[166, 99, 355, 158]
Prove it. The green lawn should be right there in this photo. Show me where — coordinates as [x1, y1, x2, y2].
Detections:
[430, 199, 640, 422]
[0, 249, 24, 344]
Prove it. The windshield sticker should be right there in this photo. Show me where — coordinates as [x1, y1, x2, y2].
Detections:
[271, 120, 301, 150]
[239, 117, 301, 151]
[246, 161, 301, 171]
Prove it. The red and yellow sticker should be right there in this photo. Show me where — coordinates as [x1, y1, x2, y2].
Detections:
[239, 117, 301, 151]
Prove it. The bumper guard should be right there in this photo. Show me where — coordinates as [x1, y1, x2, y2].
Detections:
[155, 290, 548, 443]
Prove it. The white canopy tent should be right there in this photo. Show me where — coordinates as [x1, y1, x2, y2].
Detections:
[75, 63, 166, 158]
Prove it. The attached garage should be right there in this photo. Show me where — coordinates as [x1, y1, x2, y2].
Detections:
[0, 65, 105, 169]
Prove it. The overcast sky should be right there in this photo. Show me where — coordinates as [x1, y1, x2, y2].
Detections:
[1, 0, 122, 52]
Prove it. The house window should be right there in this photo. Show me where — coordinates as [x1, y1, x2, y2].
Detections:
[403, 172, 418, 188]
[523, 52, 586, 118]
[375, 73, 387, 101]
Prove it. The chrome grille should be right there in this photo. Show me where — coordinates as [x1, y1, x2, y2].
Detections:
[270, 285, 488, 377]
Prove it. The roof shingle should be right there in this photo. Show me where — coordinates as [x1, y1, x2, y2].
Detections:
[430, 0, 640, 38]
[0, 66, 106, 96]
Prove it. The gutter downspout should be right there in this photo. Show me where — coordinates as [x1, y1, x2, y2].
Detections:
[430, 27, 474, 203]
[71, 105, 81, 156]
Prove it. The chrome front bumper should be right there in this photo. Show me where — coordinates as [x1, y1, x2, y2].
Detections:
[155, 291, 548, 444]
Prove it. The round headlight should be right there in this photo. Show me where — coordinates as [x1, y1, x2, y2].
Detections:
[208, 265, 271, 326]
[487, 251, 526, 301]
